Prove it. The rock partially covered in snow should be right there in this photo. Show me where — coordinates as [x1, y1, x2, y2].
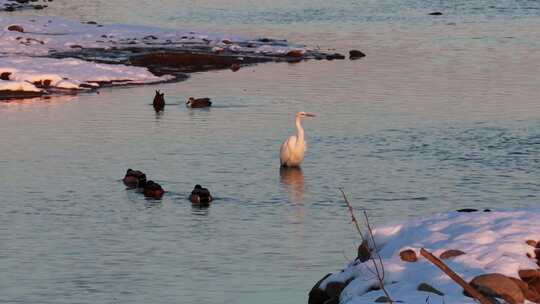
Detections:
[0, 56, 172, 98]
[312, 209, 540, 304]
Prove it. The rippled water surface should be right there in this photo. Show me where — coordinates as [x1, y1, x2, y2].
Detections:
[2, 1, 540, 303]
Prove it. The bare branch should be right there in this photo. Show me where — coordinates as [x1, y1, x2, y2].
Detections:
[340, 189, 394, 303]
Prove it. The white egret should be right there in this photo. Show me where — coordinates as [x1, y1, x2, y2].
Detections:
[280, 112, 315, 167]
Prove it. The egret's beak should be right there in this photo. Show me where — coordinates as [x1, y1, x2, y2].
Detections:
[304, 113, 315, 117]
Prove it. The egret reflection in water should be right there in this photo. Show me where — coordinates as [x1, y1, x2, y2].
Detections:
[280, 166, 305, 205]
[279, 166, 307, 268]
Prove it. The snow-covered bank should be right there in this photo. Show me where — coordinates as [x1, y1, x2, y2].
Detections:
[0, 56, 173, 95]
[0, 0, 50, 12]
[310, 209, 540, 304]
[0, 15, 345, 99]
[0, 15, 308, 57]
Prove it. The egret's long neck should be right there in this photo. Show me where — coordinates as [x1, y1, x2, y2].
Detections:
[295, 116, 304, 140]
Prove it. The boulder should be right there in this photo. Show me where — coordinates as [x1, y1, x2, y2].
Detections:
[457, 208, 478, 212]
[374, 296, 392, 303]
[349, 49, 366, 59]
[7, 25, 24, 32]
[0, 72, 11, 80]
[326, 53, 345, 60]
[325, 281, 347, 299]
[509, 277, 540, 303]
[399, 249, 418, 262]
[429, 12, 443, 15]
[519, 269, 540, 281]
[308, 273, 331, 304]
[469, 273, 525, 304]
[357, 240, 371, 262]
[285, 50, 305, 58]
[439, 249, 466, 260]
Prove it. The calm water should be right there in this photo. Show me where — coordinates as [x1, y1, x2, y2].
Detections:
[1, 1, 540, 303]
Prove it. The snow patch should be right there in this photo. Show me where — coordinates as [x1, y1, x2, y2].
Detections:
[320, 209, 540, 303]
[0, 56, 171, 91]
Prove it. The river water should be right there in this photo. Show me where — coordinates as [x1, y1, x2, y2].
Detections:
[1, 1, 539, 303]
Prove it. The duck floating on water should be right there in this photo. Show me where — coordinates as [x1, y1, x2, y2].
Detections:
[189, 184, 213, 206]
[143, 180, 165, 199]
[122, 169, 147, 188]
[153, 90, 165, 112]
[186, 97, 212, 108]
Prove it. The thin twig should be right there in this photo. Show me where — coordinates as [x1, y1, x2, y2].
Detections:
[339, 189, 394, 303]
[339, 188, 365, 242]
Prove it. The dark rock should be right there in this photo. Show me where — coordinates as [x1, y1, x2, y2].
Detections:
[357, 240, 371, 262]
[527, 278, 540, 297]
[349, 49, 366, 59]
[439, 249, 466, 260]
[374, 296, 392, 303]
[483, 209, 492, 212]
[326, 53, 345, 60]
[129, 51, 271, 74]
[325, 281, 346, 299]
[417, 282, 444, 296]
[519, 269, 540, 281]
[457, 208, 478, 212]
[469, 273, 525, 304]
[399, 249, 418, 262]
[230, 63, 240, 72]
[308, 273, 332, 304]
[7, 25, 24, 32]
[0, 90, 44, 99]
[0, 72, 11, 80]
[429, 12, 443, 16]
[286, 50, 304, 58]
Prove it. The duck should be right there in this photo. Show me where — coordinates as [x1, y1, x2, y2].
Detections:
[153, 90, 165, 112]
[122, 169, 147, 188]
[143, 180, 165, 199]
[189, 184, 213, 206]
[186, 97, 212, 108]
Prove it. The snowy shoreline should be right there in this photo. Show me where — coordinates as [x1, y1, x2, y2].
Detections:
[310, 209, 540, 304]
[0, 15, 345, 100]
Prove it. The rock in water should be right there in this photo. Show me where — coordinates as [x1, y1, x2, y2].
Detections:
[308, 273, 332, 304]
[349, 49, 366, 59]
[7, 25, 24, 32]
[429, 12, 443, 15]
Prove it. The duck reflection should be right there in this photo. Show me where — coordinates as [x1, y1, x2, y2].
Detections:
[279, 166, 305, 205]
